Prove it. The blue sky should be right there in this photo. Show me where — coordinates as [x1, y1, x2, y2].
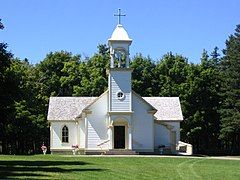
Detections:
[1, 0, 239, 64]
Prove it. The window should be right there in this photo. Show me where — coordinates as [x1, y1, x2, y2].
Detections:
[114, 49, 126, 68]
[62, 125, 69, 143]
[117, 91, 124, 100]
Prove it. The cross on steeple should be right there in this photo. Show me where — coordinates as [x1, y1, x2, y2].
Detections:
[114, 8, 126, 25]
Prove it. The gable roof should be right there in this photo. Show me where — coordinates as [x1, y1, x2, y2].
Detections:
[47, 97, 96, 121]
[47, 95, 183, 121]
[143, 97, 183, 121]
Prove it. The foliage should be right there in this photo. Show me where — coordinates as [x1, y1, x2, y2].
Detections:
[154, 52, 189, 97]
[36, 51, 81, 97]
[218, 25, 240, 154]
[181, 49, 221, 154]
[1, 59, 48, 154]
[73, 52, 109, 96]
[131, 54, 156, 96]
[0, 19, 4, 29]
[0, 20, 15, 154]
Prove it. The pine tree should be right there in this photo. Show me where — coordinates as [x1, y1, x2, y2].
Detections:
[219, 24, 240, 154]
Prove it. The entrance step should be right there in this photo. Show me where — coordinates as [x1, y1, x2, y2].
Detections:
[105, 149, 137, 155]
[85, 150, 105, 155]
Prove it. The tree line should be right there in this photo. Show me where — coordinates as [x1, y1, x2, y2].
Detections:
[0, 20, 239, 155]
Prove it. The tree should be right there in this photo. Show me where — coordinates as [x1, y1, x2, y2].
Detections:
[36, 51, 80, 97]
[210, 46, 220, 66]
[72, 45, 109, 96]
[1, 58, 48, 154]
[0, 20, 15, 154]
[0, 19, 4, 29]
[219, 25, 240, 154]
[60, 58, 83, 95]
[181, 49, 221, 154]
[154, 52, 189, 97]
[97, 44, 109, 56]
[130, 54, 156, 96]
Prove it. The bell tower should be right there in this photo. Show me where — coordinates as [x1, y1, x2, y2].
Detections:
[108, 9, 132, 112]
[108, 9, 133, 150]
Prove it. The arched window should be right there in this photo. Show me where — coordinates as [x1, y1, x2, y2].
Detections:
[62, 125, 69, 143]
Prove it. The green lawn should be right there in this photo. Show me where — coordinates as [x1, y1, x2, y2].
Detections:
[0, 155, 240, 179]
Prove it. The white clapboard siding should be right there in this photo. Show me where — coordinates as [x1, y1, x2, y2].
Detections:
[51, 122, 77, 148]
[131, 93, 154, 152]
[110, 70, 131, 111]
[87, 121, 100, 148]
[86, 92, 109, 149]
[52, 123, 61, 147]
[154, 122, 180, 148]
[79, 120, 85, 148]
[154, 124, 171, 147]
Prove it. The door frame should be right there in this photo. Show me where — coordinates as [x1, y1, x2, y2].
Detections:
[112, 119, 129, 149]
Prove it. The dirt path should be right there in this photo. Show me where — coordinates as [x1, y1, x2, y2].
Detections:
[207, 156, 240, 160]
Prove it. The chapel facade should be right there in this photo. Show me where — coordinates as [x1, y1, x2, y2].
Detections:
[47, 13, 184, 154]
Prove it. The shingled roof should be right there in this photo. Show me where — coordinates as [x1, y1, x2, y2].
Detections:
[143, 97, 183, 121]
[47, 95, 183, 121]
[47, 97, 96, 121]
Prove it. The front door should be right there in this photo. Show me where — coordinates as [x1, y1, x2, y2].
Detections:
[114, 126, 125, 149]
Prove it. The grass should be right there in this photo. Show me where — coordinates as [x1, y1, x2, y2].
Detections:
[0, 155, 240, 179]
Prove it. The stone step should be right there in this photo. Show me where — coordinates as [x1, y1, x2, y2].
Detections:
[105, 149, 137, 155]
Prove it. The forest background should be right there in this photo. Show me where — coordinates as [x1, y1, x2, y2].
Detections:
[0, 20, 239, 155]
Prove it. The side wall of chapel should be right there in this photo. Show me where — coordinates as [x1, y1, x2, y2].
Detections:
[86, 92, 109, 149]
[50, 121, 78, 150]
[131, 94, 154, 152]
[154, 122, 180, 148]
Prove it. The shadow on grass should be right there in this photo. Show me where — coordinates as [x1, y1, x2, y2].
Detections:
[0, 160, 106, 179]
[0, 160, 88, 166]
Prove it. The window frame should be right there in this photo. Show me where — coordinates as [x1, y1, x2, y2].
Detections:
[116, 91, 125, 100]
[62, 125, 69, 143]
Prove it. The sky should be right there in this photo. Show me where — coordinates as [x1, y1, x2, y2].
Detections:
[1, 0, 240, 64]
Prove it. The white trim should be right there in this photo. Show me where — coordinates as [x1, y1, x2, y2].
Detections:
[50, 123, 53, 149]
[109, 74, 112, 111]
[155, 120, 183, 122]
[108, 111, 134, 115]
[128, 125, 132, 150]
[48, 120, 77, 122]
[108, 115, 113, 149]
[84, 116, 88, 149]
[129, 90, 132, 111]
[152, 115, 154, 151]
[76, 121, 80, 146]
[111, 117, 130, 150]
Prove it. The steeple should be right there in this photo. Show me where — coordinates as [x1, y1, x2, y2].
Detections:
[108, 9, 132, 68]
[108, 9, 133, 113]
